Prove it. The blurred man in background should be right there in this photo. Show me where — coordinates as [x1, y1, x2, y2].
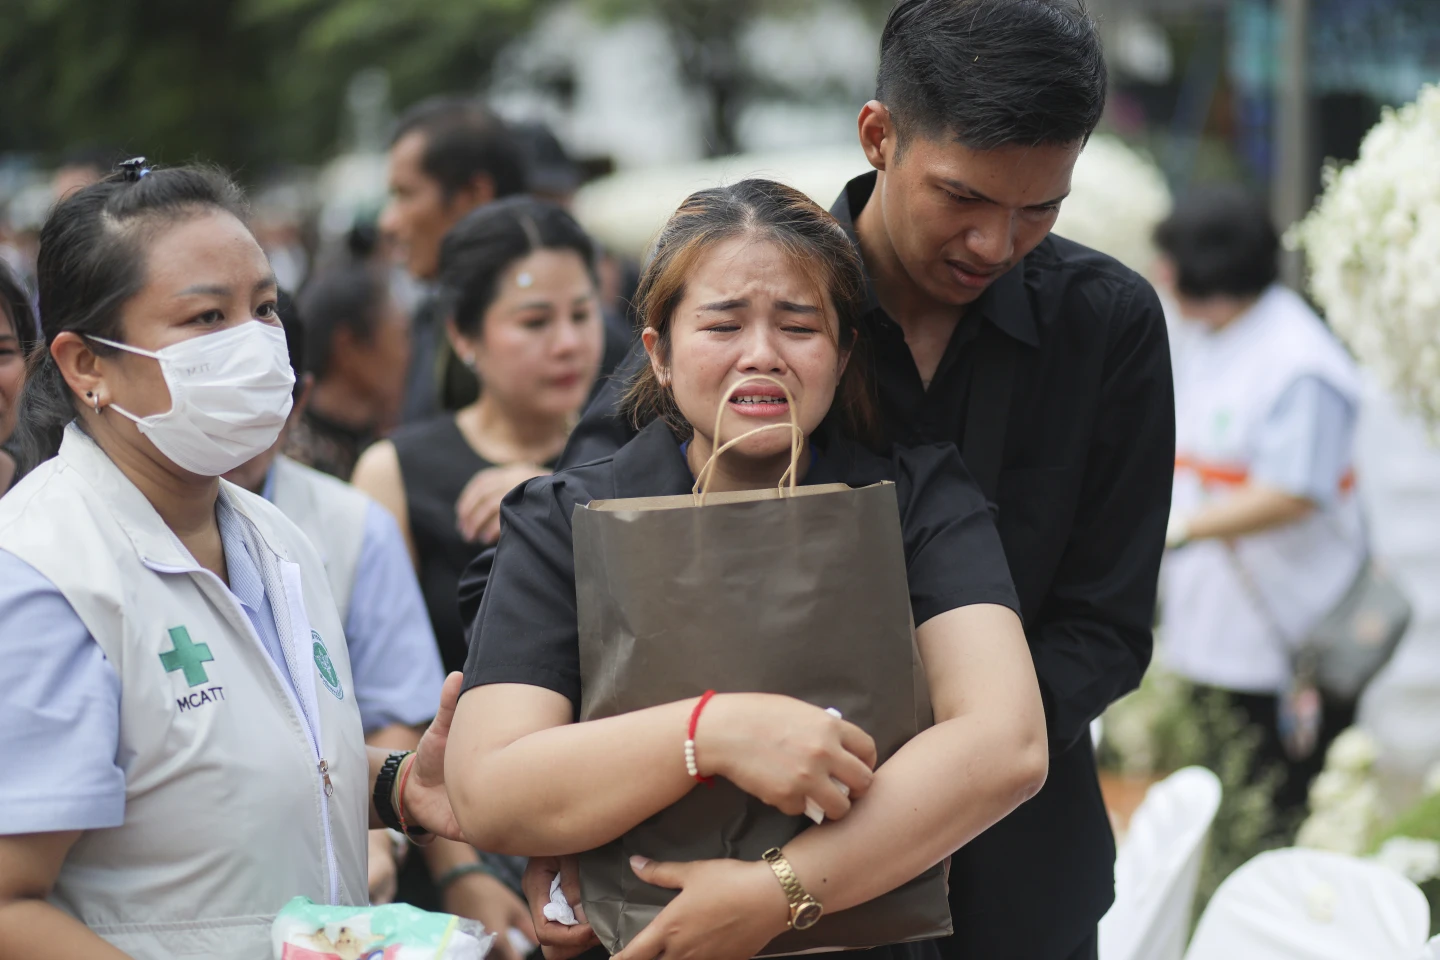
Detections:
[380, 97, 529, 422]
[511, 121, 582, 211]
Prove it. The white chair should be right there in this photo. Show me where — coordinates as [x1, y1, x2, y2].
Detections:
[1099, 766, 1222, 960]
[1184, 848, 1430, 960]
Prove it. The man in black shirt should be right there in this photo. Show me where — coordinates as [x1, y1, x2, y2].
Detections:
[380, 96, 531, 423]
[507, 2, 1173, 958]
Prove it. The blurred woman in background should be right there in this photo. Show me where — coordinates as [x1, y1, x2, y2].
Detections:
[1156, 186, 1367, 818]
[352, 195, 604, 952]
[0, 262, 36, 493]
[283, 262, 411, 480]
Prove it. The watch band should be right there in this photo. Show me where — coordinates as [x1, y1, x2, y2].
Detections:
[373, 751, 409, 833]
[762, 847, 824, 931]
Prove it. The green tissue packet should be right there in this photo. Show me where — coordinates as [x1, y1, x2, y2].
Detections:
[272, 896, 495, 960]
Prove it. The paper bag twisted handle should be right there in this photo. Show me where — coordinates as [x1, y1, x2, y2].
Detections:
[691, 374, 804, 505]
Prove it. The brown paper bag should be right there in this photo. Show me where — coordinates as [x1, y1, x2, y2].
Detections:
[570, 377, 951, 956]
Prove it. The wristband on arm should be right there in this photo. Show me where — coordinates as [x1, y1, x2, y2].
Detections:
[685, 690, 717, 785]
[374, 750, 432, 844]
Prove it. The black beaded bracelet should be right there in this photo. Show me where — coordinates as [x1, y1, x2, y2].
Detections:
[373, 751, 409, 833]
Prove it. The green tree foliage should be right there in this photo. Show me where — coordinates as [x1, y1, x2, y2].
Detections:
[0, 0, 281, 172]
[242, 0, 548, 163]
[0, 0, 897, 170]
[0, 0, 550, 174]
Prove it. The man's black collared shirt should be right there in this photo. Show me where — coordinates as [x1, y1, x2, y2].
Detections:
[517, 172, 1176, 959]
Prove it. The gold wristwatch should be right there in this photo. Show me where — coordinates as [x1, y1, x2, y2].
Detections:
[762, 847, 824, 931]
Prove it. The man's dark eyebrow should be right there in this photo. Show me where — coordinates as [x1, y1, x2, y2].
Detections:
[942, 178, 1070, 208]
[700, 299, 747, 311]
[255, 275, 278, 293]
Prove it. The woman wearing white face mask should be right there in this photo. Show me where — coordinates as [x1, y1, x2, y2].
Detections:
[0, 161, 466, 960]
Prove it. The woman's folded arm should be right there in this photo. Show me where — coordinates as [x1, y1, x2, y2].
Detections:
[445, 684, 879, 857]
[780, 602, 1048, 913]
[446, 688, 701, 856]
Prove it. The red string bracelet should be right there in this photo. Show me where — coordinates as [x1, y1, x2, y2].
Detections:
[396, 752, 433, 845]
[685, 690, 717, 786]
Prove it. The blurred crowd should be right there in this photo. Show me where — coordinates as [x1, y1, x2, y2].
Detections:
[0, 93, 1411, 860]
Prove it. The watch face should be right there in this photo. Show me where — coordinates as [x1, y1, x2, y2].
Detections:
[793, 901, 824, 931]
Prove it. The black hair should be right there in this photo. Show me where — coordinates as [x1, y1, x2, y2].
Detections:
[346, 220, 379, 261]
[1154, 185, 1280, 300]
[390, 96, 528, 201]
[13, 164, 247, 473]
[511, 120, 581, 197]
[276, 288, 306, 397]
[876, 0, 1107, 151]
[437, 196, 596, 339]
[294, 262, 390, 380]
[0, 260, 37, 358]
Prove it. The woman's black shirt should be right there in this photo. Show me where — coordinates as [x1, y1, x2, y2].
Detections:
[460, 419, 1019, 710]
[391, 415, 497, 673]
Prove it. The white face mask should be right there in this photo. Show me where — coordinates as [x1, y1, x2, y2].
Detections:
[90, 321, 295, 476]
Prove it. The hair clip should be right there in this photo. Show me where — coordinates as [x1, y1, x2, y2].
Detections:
[117, 157, 151, 182]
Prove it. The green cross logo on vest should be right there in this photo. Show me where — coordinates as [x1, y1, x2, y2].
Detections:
[312, 631, 344, 700]
[160, 626, 214, 687]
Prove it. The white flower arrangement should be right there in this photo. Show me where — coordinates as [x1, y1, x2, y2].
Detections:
[1053, 134, 1173, 275]
[1373, 836, 1440, 884]
[1325, 727, 1381, 774]
[1292, 84, 1440, 429]
[1297, 728, 1384, 856]
[1299, 725, 1440, 903]
[1297, 779, 1384, 855]
[1424, 762, 1440, 799]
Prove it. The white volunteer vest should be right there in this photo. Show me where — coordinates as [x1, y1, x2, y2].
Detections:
[268, 454, 371, 618]
[0, 426, 369, 959]
[1162, 285, 1366, 692]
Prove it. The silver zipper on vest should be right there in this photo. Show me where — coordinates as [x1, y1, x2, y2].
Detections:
[170, 560, 343, 905]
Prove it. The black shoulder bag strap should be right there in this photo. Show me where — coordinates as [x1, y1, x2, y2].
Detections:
[961, 326, 1018, 505]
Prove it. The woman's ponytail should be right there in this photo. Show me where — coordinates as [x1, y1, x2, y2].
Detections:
[12, 348, 74, 475]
